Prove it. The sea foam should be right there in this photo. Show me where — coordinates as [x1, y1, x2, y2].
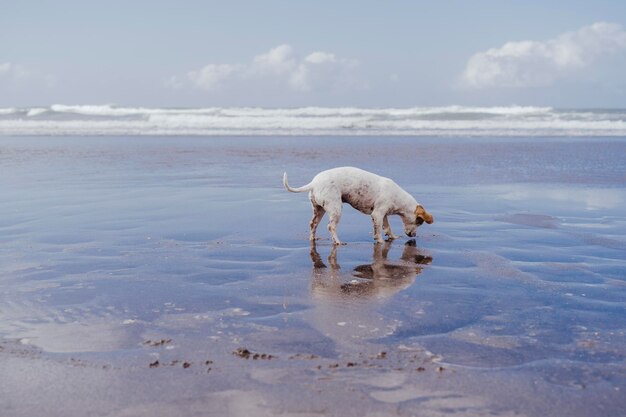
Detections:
[0, 105, 625, 136]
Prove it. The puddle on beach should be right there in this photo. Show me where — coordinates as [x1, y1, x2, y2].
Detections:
[0, 136, 625, 416]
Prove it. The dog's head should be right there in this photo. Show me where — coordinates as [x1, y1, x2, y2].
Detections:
[404, 204, 434, 237]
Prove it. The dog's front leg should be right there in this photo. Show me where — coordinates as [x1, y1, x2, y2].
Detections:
[371, 211, 385, 244]
[383, 215, 399, 240]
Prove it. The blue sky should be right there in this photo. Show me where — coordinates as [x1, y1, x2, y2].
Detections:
[2, 1, 626, 107]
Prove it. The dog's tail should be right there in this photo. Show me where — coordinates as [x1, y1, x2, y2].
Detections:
[283, 172, 313, 193]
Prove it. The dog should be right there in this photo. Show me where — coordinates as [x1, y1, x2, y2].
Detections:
[283, 167, 433, 244]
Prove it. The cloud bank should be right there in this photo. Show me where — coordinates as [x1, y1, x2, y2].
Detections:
[461, 22, 626, 88]
[172, 44, 363, 93]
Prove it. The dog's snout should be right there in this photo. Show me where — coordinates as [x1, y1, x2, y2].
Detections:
[406, 231, 416, 237]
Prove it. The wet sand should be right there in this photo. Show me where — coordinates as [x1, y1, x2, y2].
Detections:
[1, 136, 625, 416]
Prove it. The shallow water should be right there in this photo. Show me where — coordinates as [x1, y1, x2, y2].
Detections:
[1, 136, 625, 416]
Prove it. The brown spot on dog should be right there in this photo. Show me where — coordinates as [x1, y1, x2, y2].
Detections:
[415, 205, 434, 224]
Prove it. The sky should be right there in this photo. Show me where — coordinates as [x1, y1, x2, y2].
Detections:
[2, 0, 626, 108]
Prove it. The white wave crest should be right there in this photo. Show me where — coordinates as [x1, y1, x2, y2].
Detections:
[0, 105, 624, 136]
[0, 107, 18, 115]
[26, 108, 48, 117]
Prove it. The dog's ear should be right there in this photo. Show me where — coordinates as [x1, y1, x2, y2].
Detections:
[415, 205, 434, 224]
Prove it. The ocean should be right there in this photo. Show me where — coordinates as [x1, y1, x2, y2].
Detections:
[1, 105, 626, 136]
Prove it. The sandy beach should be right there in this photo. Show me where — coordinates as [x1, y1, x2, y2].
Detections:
[1, 135, 625, 417]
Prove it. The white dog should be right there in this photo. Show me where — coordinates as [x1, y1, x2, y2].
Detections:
[283, 167, 433, 245]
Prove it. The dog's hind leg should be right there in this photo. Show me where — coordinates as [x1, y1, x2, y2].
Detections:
[383, 215, 399, 240]
[309, 203, 325, 241]
[325, 203, 344, 245]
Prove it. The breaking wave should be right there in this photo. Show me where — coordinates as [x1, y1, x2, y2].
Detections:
[1, 105, 626, 136]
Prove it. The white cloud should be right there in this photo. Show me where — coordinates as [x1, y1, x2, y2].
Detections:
[187, 63, 242, 91]
[290, 51, 359, 92]
[461, 22, 626, 88]
[305, 51, 337, 65]
[249, 44, 297, 77]
[176, 44, 363, 93]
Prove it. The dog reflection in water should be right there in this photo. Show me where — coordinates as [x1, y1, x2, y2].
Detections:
[310, 240, 432, 299]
